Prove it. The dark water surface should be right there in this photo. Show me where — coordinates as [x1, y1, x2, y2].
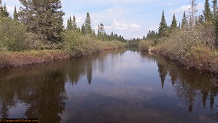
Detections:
[0, 49, 218, 123]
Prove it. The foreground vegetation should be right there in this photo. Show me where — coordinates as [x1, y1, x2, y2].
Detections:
[139, 0, 218, 73]
[0, 1, 127, 68]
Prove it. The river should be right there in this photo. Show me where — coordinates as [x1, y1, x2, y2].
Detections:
[0, 49, 217, 123]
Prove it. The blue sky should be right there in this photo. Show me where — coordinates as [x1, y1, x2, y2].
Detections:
[3, 0, 205, 39]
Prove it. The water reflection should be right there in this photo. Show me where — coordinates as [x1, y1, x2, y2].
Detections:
[143, 53, 218, 117]
[0, 49, 217, 123]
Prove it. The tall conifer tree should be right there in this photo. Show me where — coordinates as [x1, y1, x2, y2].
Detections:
[203, 0, 212, 23]
[19, 0, 65, 43]
[66, 16, 73, 30]
[181, 11, 188, 28]
[72, 15, 77, 30]
[13, 6, 18, 21]
[158, 11, 168, 37]
[170, 14, 177, 31]
[84, 12, 92, 34]
[212, 0, 217, 19]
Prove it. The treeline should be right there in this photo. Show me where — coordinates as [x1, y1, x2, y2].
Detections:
[67, 16, 126, 42]
[140, 0, 218, 73]
[0, 0, 126, 52]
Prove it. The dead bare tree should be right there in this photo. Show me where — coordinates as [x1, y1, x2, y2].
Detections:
[189, 0, 198, 27]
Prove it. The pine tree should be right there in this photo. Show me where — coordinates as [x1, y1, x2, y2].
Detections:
[13, 6, 18, 21]
[170, 14, 177, 31]
[203, 0, 213, 23]
[19, 0, 65, 43]
[66, 16, 73, 30]
[84, 12, 92, 34]
[212, 0, 217, 20]
[81, 24, 85, 34]
[158, 11, 168, 38]
[72, 15, 77, 30]
[181, 11, 188, 28]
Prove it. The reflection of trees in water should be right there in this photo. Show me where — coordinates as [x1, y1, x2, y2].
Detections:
[24, 71, 66, 123]
[0, 49, 127, 120]
[0, 67, 67, 123]
[141, 52, 218, 117]
[66, 49, 126, 85]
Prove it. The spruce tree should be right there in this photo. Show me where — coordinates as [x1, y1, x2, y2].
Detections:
[13, 6, 18, 21]
[84, 12, 92, 34]
[203, 0, 213, 23]
[170, 14, 177, 31]
[19, 0, 65, 43]
[181, 11, 188, 28]
[81, 24, 85, 34]
[72, 15, 77, 30]
[66, 16, 73, 30]
[212, 0, 217, 19]
[158, 11, 168, 38]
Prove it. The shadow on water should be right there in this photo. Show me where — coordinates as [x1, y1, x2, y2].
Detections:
[0, 49, 217, 123]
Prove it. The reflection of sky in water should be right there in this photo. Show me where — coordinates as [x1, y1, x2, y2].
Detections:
[0, 50, 217, 123]
[62, 50, 218, 123]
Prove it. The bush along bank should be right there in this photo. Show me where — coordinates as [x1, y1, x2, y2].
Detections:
[0, 40, 127, 68]
[139, 26, 218, 73]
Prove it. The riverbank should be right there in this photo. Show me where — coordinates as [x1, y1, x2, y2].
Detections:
[150, 47, 218, 73]
[0, 41, 127, 68]
[139, 29, 218, 73]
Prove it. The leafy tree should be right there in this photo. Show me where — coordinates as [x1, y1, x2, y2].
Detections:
[170, 14, 177, 31]
[13, 6, 18, 21]
[84, 12, 92, 34]
[66, 16, 73, 30]
[158, 11, 168, 38]
[203, 0, 212, 23]
[19, 0, 65, 43]
[181, 11, 188, 28]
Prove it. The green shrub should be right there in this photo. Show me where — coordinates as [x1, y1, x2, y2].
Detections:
[62, 30, 126, 55]
[139, 40, 155, 51]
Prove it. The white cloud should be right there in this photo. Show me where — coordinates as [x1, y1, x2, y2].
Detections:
[104, 20, 140, 32]
[113, 20, 128, 30]
[172, 2, 204, 15]
[130, 23, 140, 28]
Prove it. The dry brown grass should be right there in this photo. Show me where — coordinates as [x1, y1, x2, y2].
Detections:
[0, 50, 69, 68]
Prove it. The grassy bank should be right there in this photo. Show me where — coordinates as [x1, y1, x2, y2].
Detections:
[0, 40, 127, 68]
[139, 26, 218, 73]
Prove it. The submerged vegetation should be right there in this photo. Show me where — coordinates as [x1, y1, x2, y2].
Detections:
[0, 1, 127, 68]
[139, 0, 218, 73]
